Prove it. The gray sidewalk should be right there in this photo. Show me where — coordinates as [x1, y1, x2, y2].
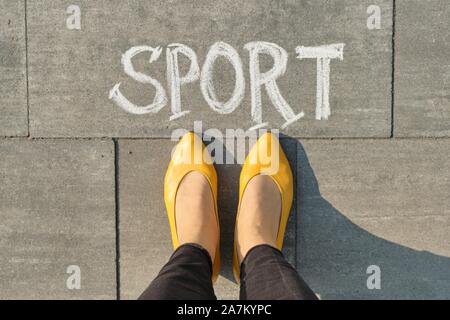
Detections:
[0, 0, 449, 299]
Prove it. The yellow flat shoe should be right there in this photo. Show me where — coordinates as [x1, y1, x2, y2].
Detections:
[164, 132, 220, 282]
[233, 132, 294, 283]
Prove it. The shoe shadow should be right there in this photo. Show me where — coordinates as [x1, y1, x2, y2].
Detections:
[207, 134, 450, 299]
[294, 139, 450, 300]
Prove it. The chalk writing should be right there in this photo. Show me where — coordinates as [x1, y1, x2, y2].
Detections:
[110, 41, 345, 129]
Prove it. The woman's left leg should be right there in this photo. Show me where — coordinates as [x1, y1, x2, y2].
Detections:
[139, 243, 216, 300]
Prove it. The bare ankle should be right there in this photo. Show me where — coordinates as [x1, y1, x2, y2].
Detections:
[236, 175, 281, 262]
[175, 172, 218, 260]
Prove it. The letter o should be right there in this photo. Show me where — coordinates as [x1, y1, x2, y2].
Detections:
[200, 42, 245, 114]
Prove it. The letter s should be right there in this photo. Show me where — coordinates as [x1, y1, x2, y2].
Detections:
[109, 46, 167, 114]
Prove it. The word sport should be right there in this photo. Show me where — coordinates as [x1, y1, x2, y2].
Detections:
[110, 41, 344, 129]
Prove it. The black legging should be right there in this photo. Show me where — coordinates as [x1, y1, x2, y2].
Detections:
[139, 243, 318, 300]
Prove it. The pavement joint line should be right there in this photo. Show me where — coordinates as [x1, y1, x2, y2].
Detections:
[1, 137, 449, 141]
[113, 138, 121, 300]
[308, 212, 450, 219]
[349, 214, 450, 219]
[24, 0, 30, 138]
[390, 0, 397, 138]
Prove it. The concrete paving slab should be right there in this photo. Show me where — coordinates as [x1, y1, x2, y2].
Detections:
[28, 0, 391, 138]
[296, 139, 450, 299]
[0, 0, 27, 136]
[118, 137, 296, 300]
[395, 0, 450, 137]
[0, 139, 116, 299]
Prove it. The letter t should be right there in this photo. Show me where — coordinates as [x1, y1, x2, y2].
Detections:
[296, 44, 344, 120]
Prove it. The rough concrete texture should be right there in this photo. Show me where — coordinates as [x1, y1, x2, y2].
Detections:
[395, 0, 450, 137]
[28, 0, 391, 138]
[0, 140, 116, 299]
[118, 138, 297, 300]
[296, 140, 450, 299]
[0, 0, 27, 136]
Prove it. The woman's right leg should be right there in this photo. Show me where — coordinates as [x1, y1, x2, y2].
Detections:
[235, 175, 317, 300]
[239, 244, 317, 300]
